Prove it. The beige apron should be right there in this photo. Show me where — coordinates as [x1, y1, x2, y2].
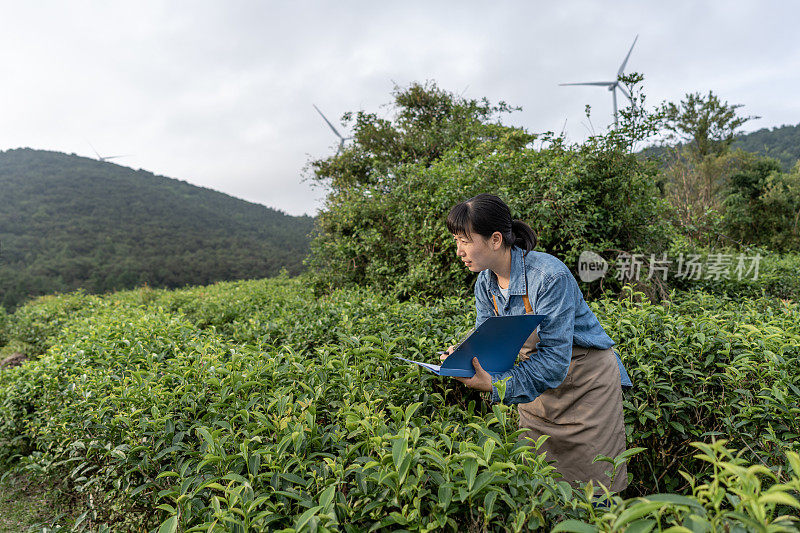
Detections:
[492, 293, 629, 493]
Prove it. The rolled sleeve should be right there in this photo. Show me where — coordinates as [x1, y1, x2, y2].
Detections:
[490, 272, 575, 405]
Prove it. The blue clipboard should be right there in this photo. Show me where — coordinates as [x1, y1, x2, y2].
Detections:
[397, 314, 545, 378]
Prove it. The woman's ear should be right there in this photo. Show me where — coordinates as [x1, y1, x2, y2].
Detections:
[491, 231, 503, 250]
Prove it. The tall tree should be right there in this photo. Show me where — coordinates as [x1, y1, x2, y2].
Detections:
[658, 91, 760, 240]
[308, 81, 527, 191]
[662, 91, 759, 158]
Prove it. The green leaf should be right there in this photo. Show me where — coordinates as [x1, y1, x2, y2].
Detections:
[786, 452, 800, 476]
[248, 453, 261, 476]
[438, 484, 453, 509]
[196, 427, 214, 449]
[625, 519, 656, 533]
[319, 485, 336, 510]
[222, 473, 249, 484]
[613, 502, 666, 529]
[295, 505, 322, 530]
[645, 493, 705, 511]
[463, 459, 478, 491]
[201, 482, 227, 492]
[759, 491, 800, 508]
[471, 471, 495, 495]
[397, 454, 413, 485]
[157, 515, 178, 533]
[392, 436, 407, 470]
[551, 519, 598, 533]
[483, 490, 498, 517]
[404, 402, 421, 422]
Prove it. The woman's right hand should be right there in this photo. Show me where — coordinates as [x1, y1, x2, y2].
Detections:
[440, 345, 456, 362]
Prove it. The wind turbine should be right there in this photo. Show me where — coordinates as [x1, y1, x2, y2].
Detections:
[313, 104, 352, 154]
[87, 140, 128, 162]
[560, 35, 639, 127]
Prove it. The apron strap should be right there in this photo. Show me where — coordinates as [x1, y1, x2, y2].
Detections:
[492, 293, 533, 315]
[523, 294, 532, 313]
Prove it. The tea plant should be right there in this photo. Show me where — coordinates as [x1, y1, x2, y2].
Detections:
[0, 278, 798, 531]
[556, 440, 800, 532]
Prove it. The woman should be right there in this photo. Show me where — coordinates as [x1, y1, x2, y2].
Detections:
[441, 193, 632, 492]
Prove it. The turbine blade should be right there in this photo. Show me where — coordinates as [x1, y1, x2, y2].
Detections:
[86, 140, 101, 159]
[617, 34, 639, 77]
[618, 85, 632, 102]
[313, 104, 344, 140]
[559, 82, 615, 87]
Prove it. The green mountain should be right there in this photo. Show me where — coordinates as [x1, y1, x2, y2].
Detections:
[0, 148, 315, 310]
[731, 123, 800, 170]
[641, 122, 800, 170]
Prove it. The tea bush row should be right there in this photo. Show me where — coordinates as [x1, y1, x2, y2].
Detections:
[0, 278, 798, 531]
[3, 280, 798, 488]
[2, 291, 586, 530]
[126, 276, 800, 493]
[595, 289, 800, 495]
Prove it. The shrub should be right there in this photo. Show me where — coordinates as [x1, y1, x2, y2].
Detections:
[724, 158, 800, 251]
[662, 244, 800, 301]
[307, 82, 671, 300]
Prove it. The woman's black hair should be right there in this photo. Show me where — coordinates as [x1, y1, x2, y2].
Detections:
[446, 193, 537, 252]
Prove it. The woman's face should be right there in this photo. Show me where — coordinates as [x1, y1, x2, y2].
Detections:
[453, 231, 501, 272]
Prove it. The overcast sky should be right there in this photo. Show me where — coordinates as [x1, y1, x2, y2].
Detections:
[2, 1, 799, 216]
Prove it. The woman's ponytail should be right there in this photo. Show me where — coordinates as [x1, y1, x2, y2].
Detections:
[511, 220, 537, 252]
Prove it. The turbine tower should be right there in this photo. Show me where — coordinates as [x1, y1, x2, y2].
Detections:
[313, 104, 352, 154]
[560, 35, 639, 127]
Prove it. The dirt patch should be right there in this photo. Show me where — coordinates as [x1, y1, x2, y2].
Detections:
[0, 472, 77, 532]
[0, 353, 27, 370]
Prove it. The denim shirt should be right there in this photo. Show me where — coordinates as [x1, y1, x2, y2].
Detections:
[475, 247, 633, 405]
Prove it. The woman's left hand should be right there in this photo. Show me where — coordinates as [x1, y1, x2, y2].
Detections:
[455, 357, 493, 392]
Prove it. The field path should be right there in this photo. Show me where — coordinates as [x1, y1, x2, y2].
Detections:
[0, 473, 74, 532]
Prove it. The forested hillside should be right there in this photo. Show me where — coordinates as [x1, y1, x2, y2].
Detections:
[732, 122, 800, 170]
[0, 148, 315, 310]
[643, 122, 800, 171]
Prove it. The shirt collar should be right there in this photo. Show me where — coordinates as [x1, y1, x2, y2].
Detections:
[488, 246, 528, 297]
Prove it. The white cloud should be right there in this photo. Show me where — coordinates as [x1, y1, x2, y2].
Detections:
[1, 1, 798, 215]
